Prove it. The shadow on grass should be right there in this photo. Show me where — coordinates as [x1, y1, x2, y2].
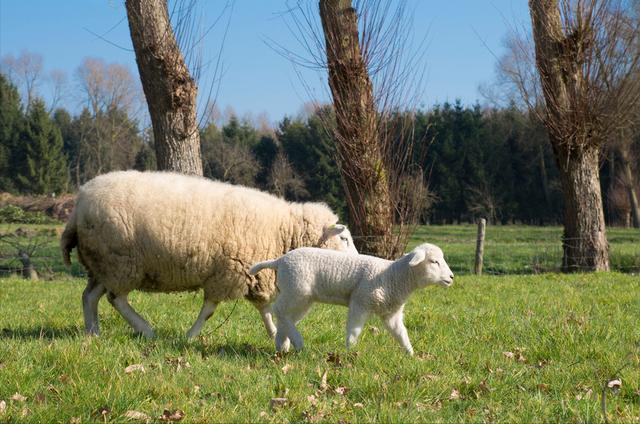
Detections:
[187, 340, 273, 359]
[1, 325, 81, 340]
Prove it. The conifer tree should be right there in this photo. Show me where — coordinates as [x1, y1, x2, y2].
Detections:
[0, 74, 24, 192]
[15, 99, 68, 194]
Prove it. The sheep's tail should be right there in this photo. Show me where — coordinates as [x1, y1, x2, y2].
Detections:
[60, 207, 78, 267]
[249, 258, 280, 275]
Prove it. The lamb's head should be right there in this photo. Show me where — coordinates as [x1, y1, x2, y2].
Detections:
[405, 243, 454, 287]
[318, 224, 358, 254]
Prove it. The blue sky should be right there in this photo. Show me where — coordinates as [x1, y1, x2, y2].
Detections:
[0, 0, 530, 123]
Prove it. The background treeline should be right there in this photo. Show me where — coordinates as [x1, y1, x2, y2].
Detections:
[1, 72, 638, 226]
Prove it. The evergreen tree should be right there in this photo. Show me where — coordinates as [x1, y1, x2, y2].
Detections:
[15, 99, 69, 194]
[277, 108, 346, 217]
[0, 73, 24, 192]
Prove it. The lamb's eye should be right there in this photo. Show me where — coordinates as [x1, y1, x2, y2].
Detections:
[431, 259, 439, 265]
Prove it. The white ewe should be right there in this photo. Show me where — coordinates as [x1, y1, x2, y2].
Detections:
[60, 171, 357, 339]
[249, 243, 453, 355]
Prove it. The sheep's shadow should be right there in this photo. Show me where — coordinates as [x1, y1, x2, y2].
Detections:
[0, 325, 81, 340]
[188, 341, 273, 359]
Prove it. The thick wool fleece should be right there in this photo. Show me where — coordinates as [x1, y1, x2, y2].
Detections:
[61, 171, 347, 306]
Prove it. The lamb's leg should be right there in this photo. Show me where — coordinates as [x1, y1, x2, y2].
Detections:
[107, 292, 155, 338]
[82, 278, 106, 336]
[383, 309, 414, 356]
[186, 299, 218, 339]
[346, 303, 370, 349]
[273, 301, 310, 352]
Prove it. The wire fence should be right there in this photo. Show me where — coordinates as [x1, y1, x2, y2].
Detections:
[0, 227, 638, 279]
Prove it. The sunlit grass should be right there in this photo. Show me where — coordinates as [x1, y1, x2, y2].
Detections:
[1, 273, 638, 422]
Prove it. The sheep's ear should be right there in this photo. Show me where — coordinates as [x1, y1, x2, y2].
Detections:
[408, 249, 426, 267]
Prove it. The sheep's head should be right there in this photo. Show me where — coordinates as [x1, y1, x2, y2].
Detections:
[406, 243, 454, 288]
[318, 224, 358, 254]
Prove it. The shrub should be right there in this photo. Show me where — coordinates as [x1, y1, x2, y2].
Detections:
[0, 205, 58, 224]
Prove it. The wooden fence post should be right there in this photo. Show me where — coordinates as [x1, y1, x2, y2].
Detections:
[474, 218, 486, 275]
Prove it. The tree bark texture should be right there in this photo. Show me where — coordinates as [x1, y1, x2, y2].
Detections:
[529, 0, 609, 271]
[555, 143, 609, 271]
[125, 0, 203, 176]
[619, 146, 640, 228]
[319, 0, 395, 258]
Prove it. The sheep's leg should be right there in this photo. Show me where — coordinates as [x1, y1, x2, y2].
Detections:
[82, 278, 106, 336]
[383, 309, 413, 356]
[186, 299, 218, 339]
[107, 292, 155, 338]
[345, 303, 370, 349]
[258, 304, 277, 339]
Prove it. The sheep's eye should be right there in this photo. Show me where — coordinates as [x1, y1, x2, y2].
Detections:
[431, 259, 439, 265]
[340, 236, 349, 245]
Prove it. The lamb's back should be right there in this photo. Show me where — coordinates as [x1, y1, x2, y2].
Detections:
[281, 248, 390, 305]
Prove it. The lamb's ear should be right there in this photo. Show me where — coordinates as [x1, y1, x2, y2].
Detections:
[323, 224, 347, 238]
[407, 249, 426, 267]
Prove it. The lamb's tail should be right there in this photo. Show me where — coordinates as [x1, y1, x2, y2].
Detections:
[60, 207, 78, 267]
[249, 258, 280, 275]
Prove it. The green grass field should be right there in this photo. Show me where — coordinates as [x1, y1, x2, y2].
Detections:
[0, 224, 639, 422]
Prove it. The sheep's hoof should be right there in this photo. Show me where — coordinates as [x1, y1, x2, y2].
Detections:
[135, 330, 156, 339]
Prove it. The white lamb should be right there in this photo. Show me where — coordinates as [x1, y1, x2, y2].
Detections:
[249, 243, 453, 355]
[60, 171, 357, 339]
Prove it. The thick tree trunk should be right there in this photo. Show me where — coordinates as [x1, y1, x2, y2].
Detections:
[125, 0, 203, 176]
[555, 144, 610, 271]
[619, 148, 640, 228]
[529, 0, 610, 271]
[319, 0, 395, 258]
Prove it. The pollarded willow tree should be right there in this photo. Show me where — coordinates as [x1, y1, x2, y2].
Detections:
[125, 0, 203, 175]
[527, 0, 640, 271]
[281, 0, 427, 258]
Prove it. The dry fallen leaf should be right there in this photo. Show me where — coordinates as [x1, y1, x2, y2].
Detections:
[94, 406, 111, 419]
[319, 370, 329, 392]
[353, 402, 364, 408]
[307, 395, 318, 406]
[69, 417, 80, 424]
[449, 389, 461, 400]
[281, 364, 293, 374]
[575, 388, 593, 400]
[259, 411, 268, 418]
[34, 393, 46, 404]
[124, 364, 145, 374]
[607, 379, 622, 390]
[123, 410, 151, 422]
[158, 409, 185, 422]
[165, 357, 190, 371]
[269, 398, 288, 410]
[537, 383, 549, 392]
[11, 393, 27, 402]
[326, 352, 342, 366]
[334, 386, 349, 395]
[423, 374, 439, 381]
[0, 400, 6, 414]
[503, 351, 515, 359]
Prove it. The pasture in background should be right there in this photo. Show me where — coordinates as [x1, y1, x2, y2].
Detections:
[3, 219, 638, 280]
